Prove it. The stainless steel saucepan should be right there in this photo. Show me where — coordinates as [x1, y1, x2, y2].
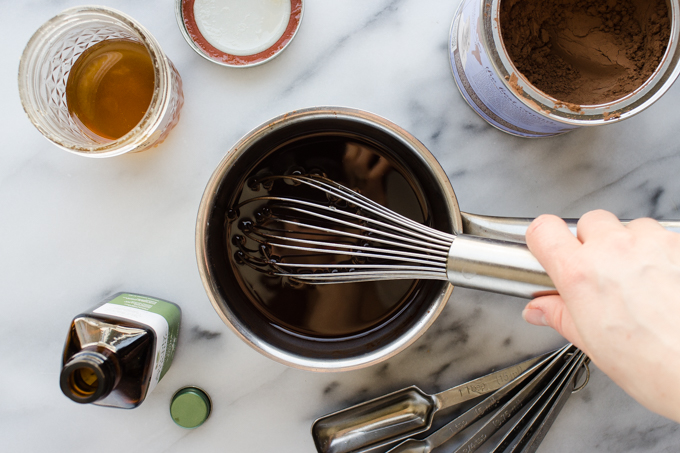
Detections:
[196, 107, 680, 371]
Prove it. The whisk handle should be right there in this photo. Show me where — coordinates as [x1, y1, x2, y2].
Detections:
[451, 215, 680, 298]
[447, 236, 556, 299]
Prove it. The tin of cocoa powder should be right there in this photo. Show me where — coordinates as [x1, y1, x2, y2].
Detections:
[450, 0, 680, 137]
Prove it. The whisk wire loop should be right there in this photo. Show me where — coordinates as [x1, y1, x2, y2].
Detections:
[234, 174, 456, 284]
[250, 225, 449, 264]
[239, 193, 453, 252]
[274, 206, 452, 253]
[292, 175, 456, 244]
[280, 271, 449, 283]
[259, 175, 456, 244]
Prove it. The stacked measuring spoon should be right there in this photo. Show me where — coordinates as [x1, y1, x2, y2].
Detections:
[312, 344, 588, 453]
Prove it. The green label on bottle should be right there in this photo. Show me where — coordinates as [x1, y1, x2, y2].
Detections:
[106, 293, 181, 381]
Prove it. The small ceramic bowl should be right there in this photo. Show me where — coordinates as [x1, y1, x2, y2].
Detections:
[176, 0, 303, 67]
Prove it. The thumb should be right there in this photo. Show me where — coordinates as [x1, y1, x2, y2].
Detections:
[523, 295, 586, 351]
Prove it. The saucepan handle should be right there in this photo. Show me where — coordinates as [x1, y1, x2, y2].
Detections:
[460, 212, 680, 243]
[449, 213, 680, 299]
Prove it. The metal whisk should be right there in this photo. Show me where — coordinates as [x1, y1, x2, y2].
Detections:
[233, 174, 555, 299]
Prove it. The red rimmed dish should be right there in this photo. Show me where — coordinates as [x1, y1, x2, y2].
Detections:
[176, 0, 303, 67]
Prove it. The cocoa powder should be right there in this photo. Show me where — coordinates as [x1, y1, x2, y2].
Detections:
[500, 0, 671, 105]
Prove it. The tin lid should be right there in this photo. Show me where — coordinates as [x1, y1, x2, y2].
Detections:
[176, 0, 304, 67]
[170, 386, 212, 428]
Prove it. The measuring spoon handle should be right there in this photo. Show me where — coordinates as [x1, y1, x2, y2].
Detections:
[517, 355, 588, 453]
[424, 346, 572, 450]
[432, 350, 556, 410]
[489, 351, 585, 453]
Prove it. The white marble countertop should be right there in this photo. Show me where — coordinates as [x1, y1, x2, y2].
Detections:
[2, 0, 680, 451]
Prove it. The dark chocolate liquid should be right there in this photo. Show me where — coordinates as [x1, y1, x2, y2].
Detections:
[227, 136, 429, 339]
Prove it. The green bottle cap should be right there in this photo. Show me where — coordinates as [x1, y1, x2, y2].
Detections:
[170, 386, 212, 428]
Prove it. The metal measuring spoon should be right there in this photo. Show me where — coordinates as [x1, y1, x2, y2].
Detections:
[513, 355, 589, 453]
[457, 349, 584, 453]
[312, 348, 560, 453]
[450, 351, 583, 453]
[490, 351, 588, 453]
[384, 345, 574, 453]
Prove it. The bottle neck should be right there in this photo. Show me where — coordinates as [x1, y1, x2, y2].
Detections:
[60, 348, 120, 404]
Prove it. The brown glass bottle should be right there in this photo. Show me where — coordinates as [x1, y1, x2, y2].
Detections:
[60, 293, 181, 409]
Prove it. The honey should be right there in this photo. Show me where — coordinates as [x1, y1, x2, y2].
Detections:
[65, 39, 155, 140]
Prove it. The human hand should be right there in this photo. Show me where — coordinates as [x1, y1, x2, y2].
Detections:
[523, 210, 680, 422]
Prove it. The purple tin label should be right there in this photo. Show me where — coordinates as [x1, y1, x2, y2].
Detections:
[449, 0, 578, 137]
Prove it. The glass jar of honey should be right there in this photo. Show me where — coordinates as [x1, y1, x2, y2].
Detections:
[18, 6, 184, 157]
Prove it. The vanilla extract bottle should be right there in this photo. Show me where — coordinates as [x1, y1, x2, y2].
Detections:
[60, 293, 181, 409]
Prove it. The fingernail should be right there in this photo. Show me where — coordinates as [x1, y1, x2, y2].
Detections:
[522, 308, 549, 326]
